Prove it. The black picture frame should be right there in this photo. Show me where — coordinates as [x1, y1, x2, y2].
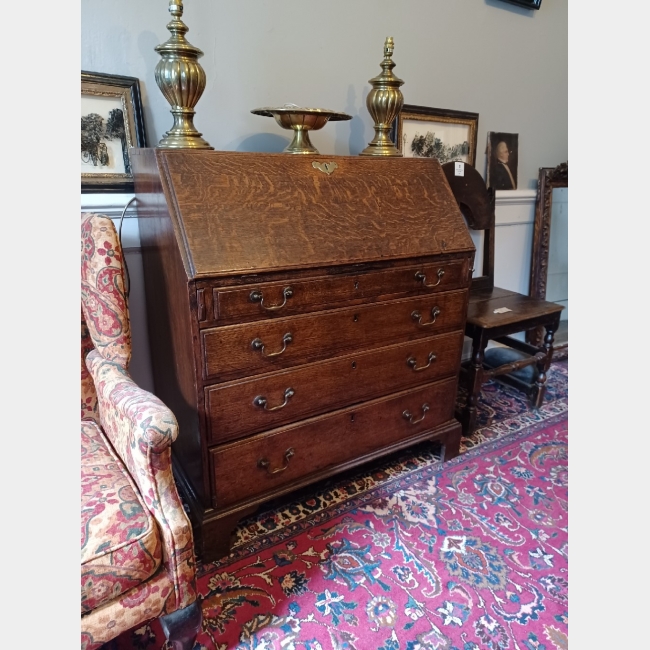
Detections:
[392, 104, 479, 167]
[500, 0, 542, 9]
[81, 71, 146, 194]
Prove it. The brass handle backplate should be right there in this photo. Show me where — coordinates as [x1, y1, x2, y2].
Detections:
[415, 268, 445, 288]
[411, 307, 441, 327]
[258, 447, 295, 475]
[251, 333, 293, 357]
[407, 352, 437, 372]
[250, 286, 293, 311]
[253, 387, 295, 411]
[402, 403, 430, 425]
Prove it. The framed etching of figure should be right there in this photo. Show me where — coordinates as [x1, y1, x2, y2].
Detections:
[392, 105, 479, 166]
[487, 132, 519, 190]
[81, 71, 146, 193]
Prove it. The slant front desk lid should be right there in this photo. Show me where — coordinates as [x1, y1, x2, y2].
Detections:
[144, 149, 475, 279]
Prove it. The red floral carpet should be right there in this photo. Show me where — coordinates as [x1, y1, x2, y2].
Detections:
[106, 361, 568, 650]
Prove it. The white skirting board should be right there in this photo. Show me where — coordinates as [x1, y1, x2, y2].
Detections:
[81, 189, 538, 387]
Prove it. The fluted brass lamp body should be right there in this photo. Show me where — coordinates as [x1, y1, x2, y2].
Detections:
[360, 37, 404, 157]
[155, 1, 212, 149]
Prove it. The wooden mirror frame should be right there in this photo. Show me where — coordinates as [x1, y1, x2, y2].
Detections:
[527, 162, 568, 346]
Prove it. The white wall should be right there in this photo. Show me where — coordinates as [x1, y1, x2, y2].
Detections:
[81, 0, 567, 190]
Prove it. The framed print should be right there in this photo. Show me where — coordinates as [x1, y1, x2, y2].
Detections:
[486, 131, 519, 190]
[81, 71, 146, 193]
[393, 104, 479, 166]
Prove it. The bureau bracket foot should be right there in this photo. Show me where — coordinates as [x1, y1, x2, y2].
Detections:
[195, 507, 258, 564]
[438, 421, 462, 461]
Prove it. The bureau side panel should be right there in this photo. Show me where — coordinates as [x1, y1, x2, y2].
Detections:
[132, 148, 207, 504]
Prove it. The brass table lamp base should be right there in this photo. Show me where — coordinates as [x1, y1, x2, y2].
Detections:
[252, 104, 352, 155]
[360, 37, 404, 157]
[154, 1, 213, 150]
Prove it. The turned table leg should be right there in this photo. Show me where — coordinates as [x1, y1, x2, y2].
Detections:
[460, 330, 488, 437]
[530, 315, 560, 409]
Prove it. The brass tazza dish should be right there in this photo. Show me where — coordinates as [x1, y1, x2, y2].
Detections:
[251, 104, 352, 154]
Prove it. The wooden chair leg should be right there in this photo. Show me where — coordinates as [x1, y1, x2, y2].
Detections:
[460, 332, 487, 437]
[160, 600, 202, 650]
[530, 320, 558, 409]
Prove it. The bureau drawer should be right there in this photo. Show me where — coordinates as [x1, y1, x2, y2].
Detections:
[206, 330, 464, 443]
[210, 378, 457, 509]
[197, 259, 469, 325]
[201, 289, 468, 381]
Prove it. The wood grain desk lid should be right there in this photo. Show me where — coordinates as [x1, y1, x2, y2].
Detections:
[153, 150, 475, 278]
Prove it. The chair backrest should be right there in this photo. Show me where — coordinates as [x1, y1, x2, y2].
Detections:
[81, 212, 132, 372]
[441, 161, 495, 292]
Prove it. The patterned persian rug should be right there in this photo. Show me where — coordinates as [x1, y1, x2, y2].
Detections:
[106, 361, 568, 650]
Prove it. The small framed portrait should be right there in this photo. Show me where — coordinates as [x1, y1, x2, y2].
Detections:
[81, 71, 146, 193]
[392, 105, 479, 166]
[486, 132, 519, 190]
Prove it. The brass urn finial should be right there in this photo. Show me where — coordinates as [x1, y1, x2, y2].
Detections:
[359, 37, 404, 157]
[154, 0, 213, 149]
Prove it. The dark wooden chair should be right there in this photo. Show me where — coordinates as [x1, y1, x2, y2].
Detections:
[441, 162, 563, 437]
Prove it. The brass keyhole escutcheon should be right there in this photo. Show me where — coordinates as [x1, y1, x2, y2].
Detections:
[353, 314, 359, 322]
[351, 361, 357, 369]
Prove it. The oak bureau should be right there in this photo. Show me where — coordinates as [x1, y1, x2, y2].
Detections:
[132, 149, 475, 561]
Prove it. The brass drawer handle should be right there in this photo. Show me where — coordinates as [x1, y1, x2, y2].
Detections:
[258, 447, 295, 475]
[415, 269, 445, 288]
[407, 352, 437, 372]
[411, 306, 441, 327]
[251, 332, 293, 357]
[402, 403, 430, 425]
[250, 286, 293, 311]
[253, 387, 295, 411]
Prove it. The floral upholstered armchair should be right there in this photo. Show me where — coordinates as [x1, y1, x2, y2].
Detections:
[81, 213, 202, 649]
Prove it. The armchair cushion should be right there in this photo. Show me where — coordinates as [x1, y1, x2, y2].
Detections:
[81, 420, 162, 613]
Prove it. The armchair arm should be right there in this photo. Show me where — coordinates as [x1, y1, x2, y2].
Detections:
[86, 350, 197, 612]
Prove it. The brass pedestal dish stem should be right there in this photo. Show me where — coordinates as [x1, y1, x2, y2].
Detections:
[154, 1, 213, 149]
[360, 37, 404, 157]
[251, 104, 352, 155]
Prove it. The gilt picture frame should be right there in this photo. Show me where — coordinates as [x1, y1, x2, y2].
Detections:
[392, 104, 479, 167]
[81, 71, 146, 193]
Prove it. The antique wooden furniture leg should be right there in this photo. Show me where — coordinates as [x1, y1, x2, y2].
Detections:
[438, 421, 462, 461]
[195, 507, 258, 562]
[530, 313, 561, 408]
[460, 329, 488, 437]
[160, 601, 203, 650]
